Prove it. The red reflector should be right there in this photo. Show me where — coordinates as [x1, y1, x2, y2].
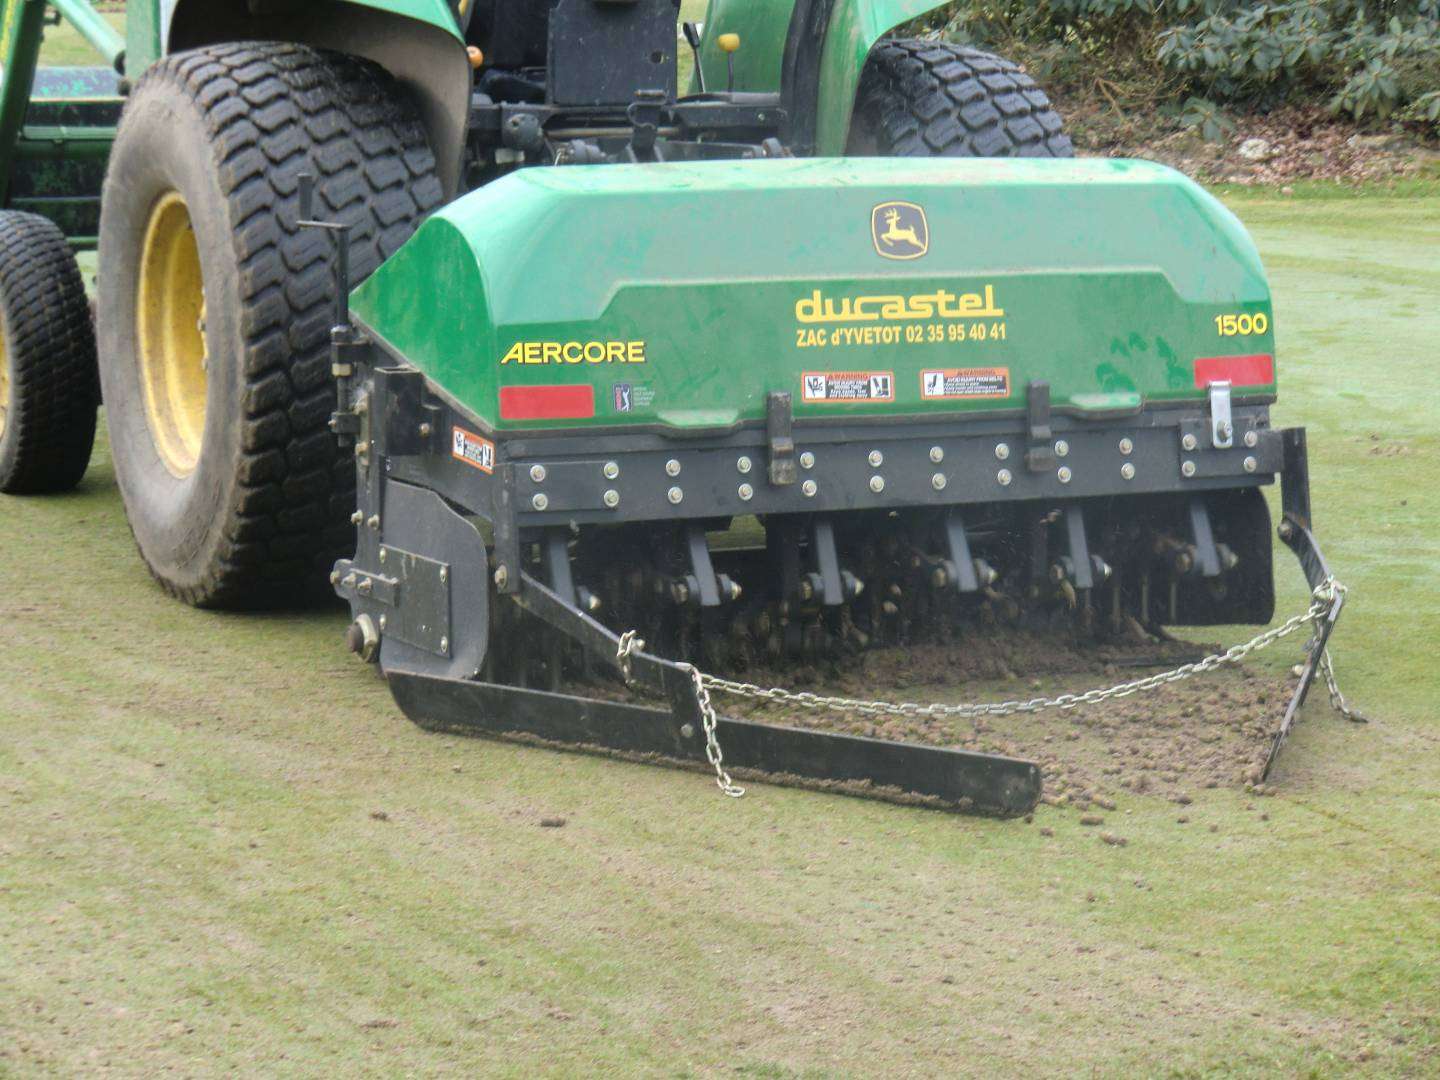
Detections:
[1194, 354, 1274, 388]
[499, 385, 596, 421]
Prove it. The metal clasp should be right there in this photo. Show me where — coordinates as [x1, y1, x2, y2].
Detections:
[1208, 380, 1234, 449]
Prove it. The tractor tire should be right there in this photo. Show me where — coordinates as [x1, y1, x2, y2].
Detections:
[848, 40, 1073, 159]
[97, 42, 443, 608]
[0, 210, 98, 495]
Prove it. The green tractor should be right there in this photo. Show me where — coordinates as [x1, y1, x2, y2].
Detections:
[0, 1, 1345, 814]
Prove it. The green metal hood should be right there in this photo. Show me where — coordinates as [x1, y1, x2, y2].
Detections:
[350, 157, 1276, 433]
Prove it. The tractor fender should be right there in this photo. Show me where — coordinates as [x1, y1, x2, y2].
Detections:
[163, 0, 469, 197]
[695, 0, 948, 154]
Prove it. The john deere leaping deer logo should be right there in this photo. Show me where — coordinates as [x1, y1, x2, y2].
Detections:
[872, 201, 929, 260]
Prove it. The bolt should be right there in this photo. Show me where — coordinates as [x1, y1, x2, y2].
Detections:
[995, 443, 1011, 461]
[1119, 437, 1134, 455]
[931, 473, 946, 491]
[1219, 420, 1233, 439]
[532, 493, 549, 511]
[1057, 466, 1072, 484]
[997, 468, 1013, 486]
[418, 422, 433, 439]
[366, 514, 380, 531]
[868, 449, 884, 468]
[1244, 430, 1259, 448]
[530, 464, 547, 483]
[1121, 462, 1136, 480]
[378, 547, 387, 563]
[736, 455, 752, 474]
[439, 636, 449, 653]
[1182, 433, 1198, 452]
[350, 509, 363, 525]
[799, 451, 815, 470]
[802, 479, 817, 497]
[329, 569, 341, 586]
[378, 614, 387, 631]
[603, 488, 620, 508]
[439, 566, 448, 583]
[602, 461, 620, 480]
[738, 482, 754, 501]
[667, 486, 683, 505]
[665, 458, 681, 477]
[929, 446, 944, 464]
[1243, 455, 1258, 473]
[680, 723, 696, 739]
[1055, 439, 1069, 458]
[1182, 460, 1197, 478]
[869, 475, 885, 494]
[1277, 521, 1295, 541]
[493, 566, 508, 589]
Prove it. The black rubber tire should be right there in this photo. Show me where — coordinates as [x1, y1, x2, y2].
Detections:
[97, 42, 443, 608]
[848, 40, 1073, 158]
[0, 210, 98, 494]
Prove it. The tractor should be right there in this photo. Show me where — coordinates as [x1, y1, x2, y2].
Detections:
[0, 1, 1347, 815]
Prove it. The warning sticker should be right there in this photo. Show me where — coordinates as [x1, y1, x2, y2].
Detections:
[451, 426, 495, 473]
[920, 367, 1011, 400]
[801, 371, 895, 403]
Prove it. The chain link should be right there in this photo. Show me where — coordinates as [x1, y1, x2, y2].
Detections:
[698, 577, 1353, 725]
[620, 578, 1357, 800]
[684, 662, 745, 797]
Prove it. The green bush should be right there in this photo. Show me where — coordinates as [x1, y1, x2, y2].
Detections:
[926, 1, 1440, 132]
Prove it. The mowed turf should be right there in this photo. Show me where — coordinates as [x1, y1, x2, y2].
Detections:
[1, 190, 1436, 1077]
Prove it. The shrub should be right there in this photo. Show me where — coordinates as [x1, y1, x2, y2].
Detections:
[924, 1, 1440, 132]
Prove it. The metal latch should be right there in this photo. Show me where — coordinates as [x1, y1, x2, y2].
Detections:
[1025, 380, 1055, 472]
[766, 391, 797, 486]
[1208, 380, 1234, 449]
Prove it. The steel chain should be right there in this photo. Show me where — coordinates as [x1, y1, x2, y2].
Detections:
[614, 629, 744, 797]
[698, 577, 1354, 725]
[622, 578, 1357, 799]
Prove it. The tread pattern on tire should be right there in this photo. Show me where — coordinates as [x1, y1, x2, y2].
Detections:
[127, 43, 443, 607]
[0, 210, 98, 495]
[851, 40, 1073, 158]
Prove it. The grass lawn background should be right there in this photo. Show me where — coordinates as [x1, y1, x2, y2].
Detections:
[5, 12, 1439, 1076]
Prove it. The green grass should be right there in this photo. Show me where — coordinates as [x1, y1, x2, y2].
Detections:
[37, 11, 125, 68]
[2, 192, 1438, 1076]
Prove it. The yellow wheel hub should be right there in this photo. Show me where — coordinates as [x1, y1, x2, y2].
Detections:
[0, 329, 10, 441]
[137, 192, 208, 476]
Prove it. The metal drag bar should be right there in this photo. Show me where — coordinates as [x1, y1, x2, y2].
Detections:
[388, 572, 1042, 816]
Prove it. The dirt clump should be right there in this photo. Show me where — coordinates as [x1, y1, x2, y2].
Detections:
[714, 630, 1295, 807]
